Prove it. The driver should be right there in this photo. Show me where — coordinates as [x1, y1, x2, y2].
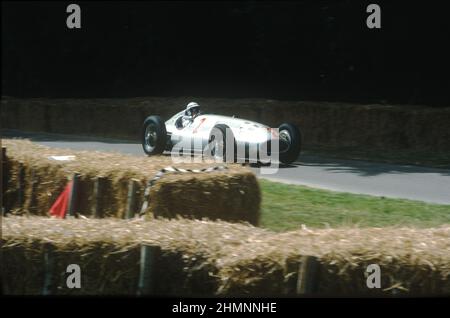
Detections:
[180, 102, 201, 128]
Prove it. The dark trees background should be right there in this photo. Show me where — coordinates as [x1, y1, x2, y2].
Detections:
[2, 1, 450, 105]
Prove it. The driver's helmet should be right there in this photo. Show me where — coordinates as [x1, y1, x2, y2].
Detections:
[185, 102, 201, 119]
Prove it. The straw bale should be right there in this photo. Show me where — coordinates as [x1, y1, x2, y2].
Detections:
[148, 170, 260, 225]
[217, 226, 450, 296]
[1, 216, 268, 295]
[2, 139, 260, 223]
[2, 216, 449, 296]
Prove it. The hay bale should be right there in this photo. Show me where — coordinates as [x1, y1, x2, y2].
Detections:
[1, 216, 269, 295]
[216, 226, 450, 296]
[2, 139, 260, 223]
[2, 216, 450, 296]
[148, 170, 260, 225]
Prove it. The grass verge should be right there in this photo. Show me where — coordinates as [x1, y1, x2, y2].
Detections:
[260, 179, 450, 232]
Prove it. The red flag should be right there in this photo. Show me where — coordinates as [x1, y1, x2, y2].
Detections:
[49, 181, 72, 218]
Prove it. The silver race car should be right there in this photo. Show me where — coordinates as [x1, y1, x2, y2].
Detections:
[142, 102, 301, 164]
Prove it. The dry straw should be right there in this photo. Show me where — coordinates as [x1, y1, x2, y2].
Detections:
[2, 139, 260, 224]
[2, 216, 449, 296]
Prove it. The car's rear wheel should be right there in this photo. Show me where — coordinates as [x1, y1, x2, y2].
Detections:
[142, 116, 167, 156]
[278, 123, 301, 164]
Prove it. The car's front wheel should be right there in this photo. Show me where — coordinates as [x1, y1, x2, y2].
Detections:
[142, 115, 167, 156]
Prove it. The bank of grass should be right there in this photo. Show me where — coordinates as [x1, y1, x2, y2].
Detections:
[260, 179, 450, 232]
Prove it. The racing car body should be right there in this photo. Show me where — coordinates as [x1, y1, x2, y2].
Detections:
[142, 110, 301, 164]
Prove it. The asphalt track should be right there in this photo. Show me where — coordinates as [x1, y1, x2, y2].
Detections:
[3, 130, 450, 205]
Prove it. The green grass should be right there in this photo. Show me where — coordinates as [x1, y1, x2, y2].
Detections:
[259, 179, 450, 232]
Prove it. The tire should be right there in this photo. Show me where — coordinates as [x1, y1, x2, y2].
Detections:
[142, 115, 167, 156]
[278, 123, 301, 164]
[207, 124, 236, 162]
